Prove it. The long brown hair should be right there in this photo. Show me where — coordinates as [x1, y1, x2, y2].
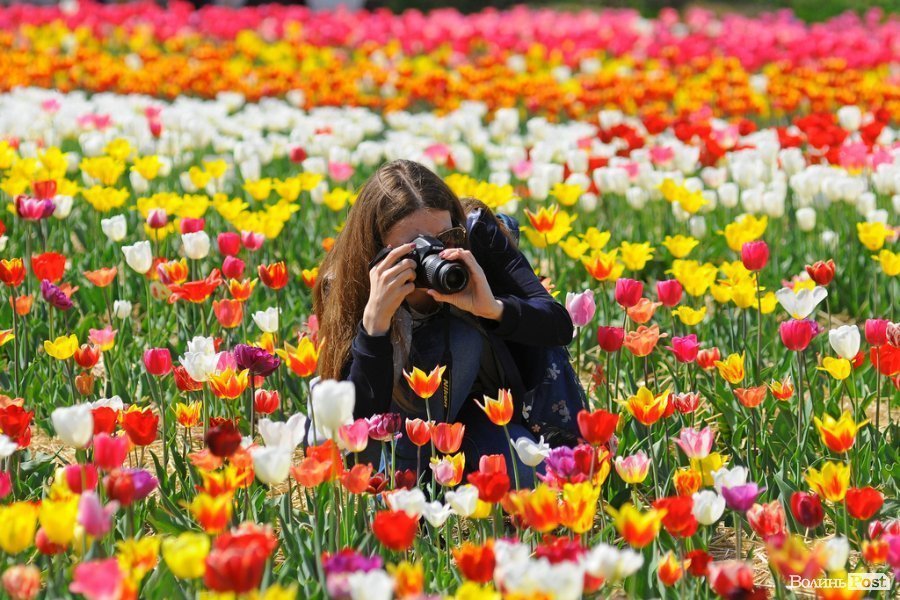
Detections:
[313, 159, 468, 383]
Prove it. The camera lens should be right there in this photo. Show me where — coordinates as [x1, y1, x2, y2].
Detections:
[421, 254, 469, 294]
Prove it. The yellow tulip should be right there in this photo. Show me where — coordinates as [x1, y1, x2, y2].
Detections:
[117, 536, 161, 582]
[805, 461, 851, 502]
[690, 452, 730, 487]
[162, 533, 210, 580]
[550, 182, 583, 207]
[0, 502, 39, 554]
[671, 306, 706, 326]
[817, 357, 851, 381]
[560, 236, 590, 260]
[721, 214, 768, 252]
[661, 234, 699, 258]
[38, 497, 79, 546]
[872, 249, 900, 276]
[581, 227, 611, 250]
[715, 352, 745, 384]
[857, 222, 890, 252]
[560, 482, 600, 534]
[618, 241, 655, 271]
[44, 334, 79, 361]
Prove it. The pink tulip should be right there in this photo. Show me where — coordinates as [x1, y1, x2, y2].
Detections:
[674, 426, 715, 459]
[656, 279, 683, 307]
[179, 217, 205, 234]
[667, 334, 700, 363]
[565, 290, 596, 328]
[241, 230, 265, 251]
[77, 492, 118, 539]
[337, 419, 370, 453]
[866, 319, 889, 347]
[14, 195, 55, 221]
[0, 472, 11, 499]
[92, 433, 128, 470]
[69, 558, 123, 600]
[146, 208, 168, 229]
[614, 451, 650, 484]
[328, 161, 354, 182]
[218, 232, 241, 256]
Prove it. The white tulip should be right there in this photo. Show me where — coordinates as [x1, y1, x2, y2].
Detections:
[258, 413, 308, 451]
[422, 501, 453, 528]
[527, 175, 549, 201]
[112, 300, 132, 319]
[122, 241, 152, 274]
[311, 379, 355, 436]
[250, 446, 292, 485]
[386, 488, 426, 517]
[829, 325, 860, 360]
[0, 434, 20, 459]
[252, 307, 280, 333]
[823, 536, 849, 572]
[101, 215, 127, 242]
[187, 336, 216, 356]
[711, 465, 748, 494]
[775, 286, 828, 319]
[0, 236, 7, 252]
[718, 182, 739, 208]
[821, 230, 838, 249]
[91, 396, 124, 411]
[625, 187, 648, 210]
[181, 231, 210, 260]
[445, 484, 479, 517]
[51, 404, 94, 449]
[179, 346, 218, 383]
[892, 194, 900, 215]
[53, 196, 73, 219]
[689, 215, 707, 239]
[583, 543, 644, 582]
[692, 490, 727, 525]
[837, 105, 861, 131]
[796, 207, 816, 232]
[347, 570, 394, 600]
[513, 436, 550, 467]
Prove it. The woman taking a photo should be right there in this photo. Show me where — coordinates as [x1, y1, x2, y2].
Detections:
[313, 159, 575, 487]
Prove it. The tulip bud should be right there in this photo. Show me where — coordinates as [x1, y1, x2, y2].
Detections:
[143, 348, 173, 376]
[146, 208, 168, 229]
[75, 372, 95, 396]
[740, 240, 769, 271]
[614, 278, 643, 308]
[796, 207, 816, 232]
[182, 231, 210, 260]
[105, 470, 136, 506]
[179, 218, 205, 234]
[217, 232, 241, 256]
[865, 319, 889, 347]
[254, 389, 280, 415]
[73, 344, 101, 369]
[51, 404, 94, 448]
[222, 256, 245, 280]
[113, 300, 132, 319]
[656, 280, 683, 307]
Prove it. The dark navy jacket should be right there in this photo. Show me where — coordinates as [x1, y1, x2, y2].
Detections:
[341, 207, 575, 421]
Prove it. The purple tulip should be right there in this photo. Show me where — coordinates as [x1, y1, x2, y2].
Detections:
[41, 279, 73, 311]
[15, 194, 55, 221]
[541, 446, 579, 481]
[366, 413, 402, 442]
[77, 491, 117, 538]
[565, 290, 596, 328]
[127, 469, 158, 502]
[323, 550, 384, 599]
[233, 344, 281, 377]
[722, 482, 766, 512]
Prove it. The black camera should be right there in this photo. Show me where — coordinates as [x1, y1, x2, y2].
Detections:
[370, 235, 469, 294]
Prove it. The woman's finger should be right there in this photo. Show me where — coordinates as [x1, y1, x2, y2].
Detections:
[380, 258, 417, 282]
[374, 242, 416, 272]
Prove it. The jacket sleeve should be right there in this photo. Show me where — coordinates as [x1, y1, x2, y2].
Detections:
[467, 209, 574, 347]
[340, 323, 395, 419]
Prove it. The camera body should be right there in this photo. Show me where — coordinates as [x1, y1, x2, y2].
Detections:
[370, 235, 469, 294]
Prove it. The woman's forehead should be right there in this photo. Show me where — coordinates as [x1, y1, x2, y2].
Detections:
[384, 209, 452, 245]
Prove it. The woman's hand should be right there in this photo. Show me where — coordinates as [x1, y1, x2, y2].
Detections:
[426, 248, 504, 321]
[363, 242, 417, 336]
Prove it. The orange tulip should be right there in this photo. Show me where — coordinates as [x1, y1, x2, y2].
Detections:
[405, 418, 433, 447]
[769, 376, 794, 401]
[673, 467, 703, 496]
[157, 258, 189, 285]
[430, 453, 465, 487]
[476, 389, 514, 426]
[431, 422, 464, 454]
[606, 503, 665, 548]
[734, 385, 767, 408]
[213, 299, 243, 329]
[276, 338, 319, 378]
[208, 368, 249, 399]
[227, 278, 257, 301]
[625, 386, 670, 425]
[402, 365, 446, 399]
[582, 252, 618, 282]
[623, 325, 665, 357]
[83, 267, 118, 288]
[10, 295, 34, 316]
[658, 551, 685, 586]
[626, 298, 662, 324]
[521, 485, 561, 533]
[340, 463, 373, 494]
[813, 411, 868, 454]
[0, 330, 13, 348]
[301, 267, 318, 288]
[559, 482, 600, 534]
[0, 258, 26, 288]
[258, 262, 288, 290]
[187, 492, 233, 534]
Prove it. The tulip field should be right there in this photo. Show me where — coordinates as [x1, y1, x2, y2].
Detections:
[1, 1, 900, 598]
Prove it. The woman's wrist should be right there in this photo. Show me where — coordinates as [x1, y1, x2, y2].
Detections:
[362, 307, 390, 336]
[480, 298, 505, 321]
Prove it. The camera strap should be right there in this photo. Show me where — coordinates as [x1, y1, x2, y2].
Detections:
[440, 304, 452, 423]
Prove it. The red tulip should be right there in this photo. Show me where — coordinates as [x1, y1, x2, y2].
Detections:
[105, 469, 136, 506]
[222, 256, 245, 280]
[218, 232, 241, 256]
[870, 344, 900, 377]
[405, 418, 433, 448]
[213, 299, 243, 329]
[653, 495, 698, 538]
[74, 344, 101, 369]
[453, 541, 496, 583]
[142, 348, 172, 376]
[35, 528, 65, 555]
[805, 260, 835, 286]
[686, 549, 711, 577]
[64, 464, 98, 493]
[614, 278, 643, 308]
[845, 486, 884, 521]
[596, 326, 625, 352]
[467, 468, 510, 503]
[696, 347, 720, 370]
[747, 500, 787, 544]
[372, 510, 418, 551]
[0, 405, 33, 448]
[790, 491, 824, 529]
[31, 252, 66, 283]
[253, 389, 280, 415]
[656, 279, 683, 307]
[576, 409, 618, 445]
[205, 419, 242, 457]
[780, 319, 813, 351]
[92, 433, 129, 470]
[174, 365, 204, 392]
[32, 179, 57, 200]
[0, 258, 26, 287]
[865, 319, 889, 347]
[179, 217, 205, 234]
[258, 262, 288, 290]
[204, 523, 278, 594]
[740, 240, 769, 271]
[91, 407, 119, 435]
[121, 407, 158, 446]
